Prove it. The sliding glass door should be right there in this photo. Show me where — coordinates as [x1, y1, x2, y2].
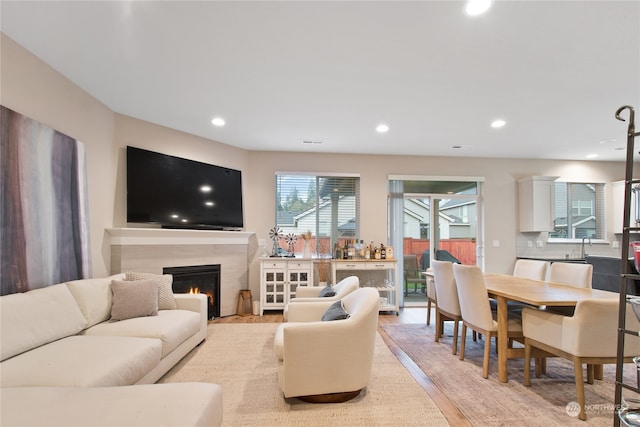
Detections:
[389, 178, 483, 307]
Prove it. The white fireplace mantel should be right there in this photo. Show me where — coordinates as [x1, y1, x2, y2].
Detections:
[107, 227, 256, 317]
[106, 227, 254, 246]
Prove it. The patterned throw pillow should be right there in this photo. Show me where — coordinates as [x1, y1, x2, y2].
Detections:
[110, 279, 159, 321]
[125, 272, 178, 310]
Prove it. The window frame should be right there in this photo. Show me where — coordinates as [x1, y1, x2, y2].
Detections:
[547, 181, 606, 244]
[274, 172, 360, 254]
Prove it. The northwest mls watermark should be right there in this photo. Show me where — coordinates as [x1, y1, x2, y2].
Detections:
[565, 401, 620, 417]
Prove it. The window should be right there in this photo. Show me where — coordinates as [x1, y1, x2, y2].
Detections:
[275, 174, 360, 254]
[549, 182, 604, 240]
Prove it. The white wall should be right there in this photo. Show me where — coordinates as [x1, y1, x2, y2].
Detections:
[1, 33, 116, 277]
[2, 32, 632, 293]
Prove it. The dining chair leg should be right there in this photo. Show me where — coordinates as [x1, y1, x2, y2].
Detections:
[586, 364, 594, 384]
[594, 364, 603, 380]
[459, 324, 467, 361]
[426, 300, 432, 325]
[435, 311, 442, 342]
[574, 358, 587, 421]
[523, 340, 532, 387]
[482, 332, 491, 379]
[451, 319, 459, 355]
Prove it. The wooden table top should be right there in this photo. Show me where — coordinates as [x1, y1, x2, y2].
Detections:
[484, 273, 618, 306]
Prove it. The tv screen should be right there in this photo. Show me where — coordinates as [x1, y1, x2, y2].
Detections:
[126, 146, 243, 230]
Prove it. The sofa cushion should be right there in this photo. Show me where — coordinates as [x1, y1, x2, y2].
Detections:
[111, 279, 159, 321]
[321, 300, 350, 321]
[66, 273, 125, 327]
[82, 309, 200, 357]
[126, 272, 178, 310]
[0, 283, 88, 361]
[0, 383, 223, 427]
[0, 335, 162, 387]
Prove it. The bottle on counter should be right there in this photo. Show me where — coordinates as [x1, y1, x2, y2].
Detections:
[380, 244, 386, 260]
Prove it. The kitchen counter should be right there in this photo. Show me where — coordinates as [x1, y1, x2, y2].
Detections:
[517, 257, 586, 263]
[585, 255, 638, 295]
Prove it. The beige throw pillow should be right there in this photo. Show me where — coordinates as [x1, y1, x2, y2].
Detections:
[110, 279, 159, 321]
[125, 272, 177, 310]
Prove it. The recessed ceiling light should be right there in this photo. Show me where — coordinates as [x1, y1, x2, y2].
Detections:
[205, 201, 215, 207]
[465, 0, 493, 16]
[491, 119, 506, 128]
[376, 124, 389, 133]
[211, 117, 225, 127]
[585, 153, 599, 159]
[200, 185, 212, 193]
[599, 138, 617, 144]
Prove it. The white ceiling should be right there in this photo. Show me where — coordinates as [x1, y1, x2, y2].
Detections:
[1, 1, 639, 161]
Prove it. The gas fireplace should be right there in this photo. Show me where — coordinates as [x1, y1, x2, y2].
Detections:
[163, 264, 220, 319]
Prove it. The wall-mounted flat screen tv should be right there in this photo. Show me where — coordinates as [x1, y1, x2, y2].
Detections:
[126, 146, 244, 230]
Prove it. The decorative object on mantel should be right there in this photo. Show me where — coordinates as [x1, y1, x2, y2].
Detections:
[268, 226, 282, 257]
[300, 231, 312, 259]
[284, 233, 297, 257]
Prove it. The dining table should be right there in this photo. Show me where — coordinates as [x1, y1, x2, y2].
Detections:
[483, 273, 619, 383]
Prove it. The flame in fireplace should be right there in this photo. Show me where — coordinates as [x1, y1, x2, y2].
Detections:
[189, 287, 200, 294]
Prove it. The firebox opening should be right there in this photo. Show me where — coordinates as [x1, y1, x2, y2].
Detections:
[163, 264, 220, 319]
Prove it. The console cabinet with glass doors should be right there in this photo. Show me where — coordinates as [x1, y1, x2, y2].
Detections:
[259, 259, 313, 315]
[331, 259, 398, 314]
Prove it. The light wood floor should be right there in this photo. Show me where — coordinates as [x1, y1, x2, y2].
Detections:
[210, 307, 472, 427]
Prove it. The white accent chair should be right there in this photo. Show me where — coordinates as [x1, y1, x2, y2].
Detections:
[513, 259, 549, 281]
[294, 276, 360, 300]
[274, 287, 380, 402]
[283, 276, 359, 321]
[431, 260, 462, 355]
[523, 299, 640, 421]
[548, 262, 593, 288]
[453, 264, 525, 379]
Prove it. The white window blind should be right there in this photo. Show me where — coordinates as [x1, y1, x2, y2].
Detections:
[275, 174, 360, 252]
[551, 182, 604, 239]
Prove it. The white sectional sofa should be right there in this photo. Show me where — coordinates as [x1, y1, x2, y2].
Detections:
[0, 273, 222, 427]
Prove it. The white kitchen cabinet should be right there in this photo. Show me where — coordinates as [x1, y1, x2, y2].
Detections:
[259, 258, 313, 315]
[331, 259, 398, 314]
[518, 176, 558, 232]
[612, 180, 638, 234]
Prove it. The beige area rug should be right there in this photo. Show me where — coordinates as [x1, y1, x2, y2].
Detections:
[382, 323, 638, 427]
[159, 323, 449, 426]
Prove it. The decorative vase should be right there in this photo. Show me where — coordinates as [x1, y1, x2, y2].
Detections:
[303, 241, 312, 259]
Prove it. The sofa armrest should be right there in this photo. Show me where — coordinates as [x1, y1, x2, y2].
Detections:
[286, 300, 335, 322]
[174, 293, 207, 314]
[174, 293, 208, 341]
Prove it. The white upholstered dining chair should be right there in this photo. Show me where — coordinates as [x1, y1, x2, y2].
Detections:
[548, 262, 593, 288]
[513, 259, 549, 281]
[453, 263, 525, 379]
[431, 260, 462, 355]
[522, 299, 640, 421]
